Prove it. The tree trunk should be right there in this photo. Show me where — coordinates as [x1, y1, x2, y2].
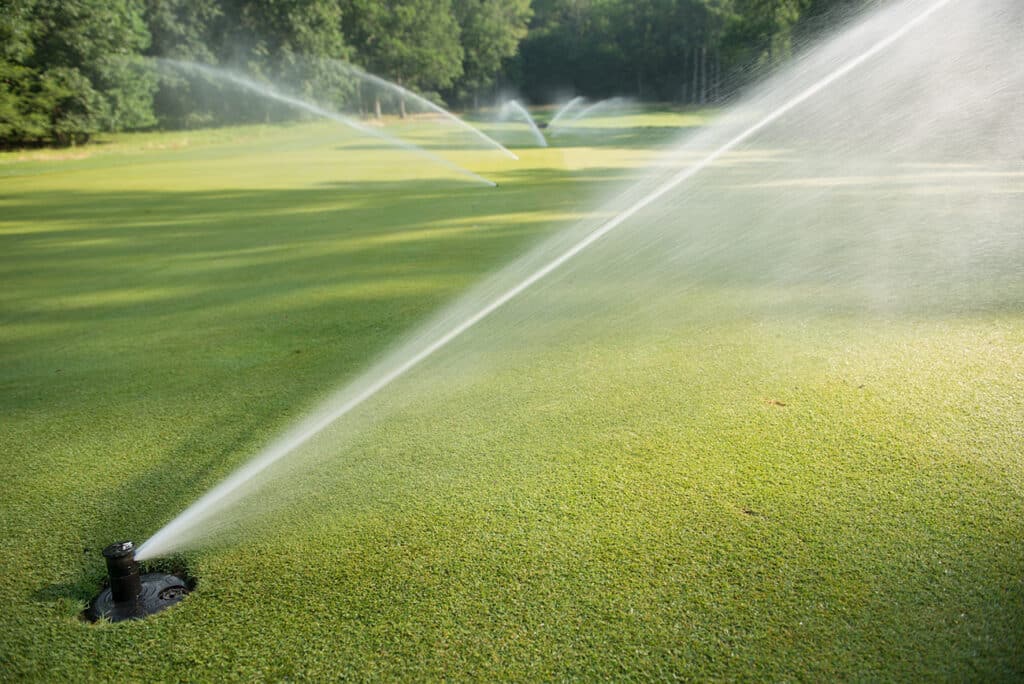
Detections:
[374, 95, 382, 119]
[680, 49, 687, 103]
[711, 52, 716, 103]
[714, 52, 721, 103]
[691, 46, 699, 104]
[700, 45, 707, 105]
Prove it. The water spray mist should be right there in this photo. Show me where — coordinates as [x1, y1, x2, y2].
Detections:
[134, 0, 962, 562]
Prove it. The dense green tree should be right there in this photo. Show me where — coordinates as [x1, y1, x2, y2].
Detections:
[1, 0, 155, 145]
[512, 0, 619, 101]
[0, 1, 43, 142]
[33, 0, 156, 132]
[214, 0, 351, 121]
[451, 0, 532, 107]
[515, 0, 735, 103]
[145, 0, 220, 62]
[344, 0, 463, 115]
[721, 0, 804, 72]
[144, 0, 351, 126]
[604, 0, 733, 101]
[218, 0, 347, 75]
[1, 0, 871, 146]
[143, 0, 223, 127]
[794, 0, 869, 39]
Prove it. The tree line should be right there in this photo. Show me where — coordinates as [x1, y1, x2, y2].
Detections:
[513, 0, 866, 104]
[0, 0, 866, 147]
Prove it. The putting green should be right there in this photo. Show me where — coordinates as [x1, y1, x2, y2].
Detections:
[1, 114, 1021, 680]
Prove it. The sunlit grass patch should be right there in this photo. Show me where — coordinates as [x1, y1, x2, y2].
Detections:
[0, 112, 1021, 680]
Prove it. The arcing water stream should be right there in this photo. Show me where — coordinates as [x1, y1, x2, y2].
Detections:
[330, 60, 518, 160]
[158, 59, 499, 187]
[547, 96, 587, 133]
[498, 100, 549, 148]
[136, 0, 1021, 560]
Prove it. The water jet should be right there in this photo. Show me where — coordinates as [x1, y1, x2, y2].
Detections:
[331, 61, 519, 160]
[547, 96, 587, 133]
[86, 541, 189, 622]
[498, 100, 548, 147]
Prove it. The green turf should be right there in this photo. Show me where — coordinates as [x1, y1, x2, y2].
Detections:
[1, 114, 1021, 680]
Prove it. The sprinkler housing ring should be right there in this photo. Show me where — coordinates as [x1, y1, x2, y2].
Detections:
[86, 541, 191, 623]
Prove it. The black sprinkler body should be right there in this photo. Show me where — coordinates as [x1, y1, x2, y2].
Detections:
[86, 541, 190, 622]
[103, 541, 142, 603]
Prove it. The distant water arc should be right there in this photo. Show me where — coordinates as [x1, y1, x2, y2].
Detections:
[334, 61, 518, 161]
[548, 96, 587, 133]
[156, 59, 497, 187]
[499, 100, 548, 148]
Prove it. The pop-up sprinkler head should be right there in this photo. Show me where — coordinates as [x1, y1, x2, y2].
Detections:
[86, 541, 190, 622]
[103, 541, 142, 604]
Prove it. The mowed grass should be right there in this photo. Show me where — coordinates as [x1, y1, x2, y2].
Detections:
[1, 114, 1022, 680]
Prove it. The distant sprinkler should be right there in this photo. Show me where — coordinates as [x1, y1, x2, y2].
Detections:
[86, 541, 190, 622]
